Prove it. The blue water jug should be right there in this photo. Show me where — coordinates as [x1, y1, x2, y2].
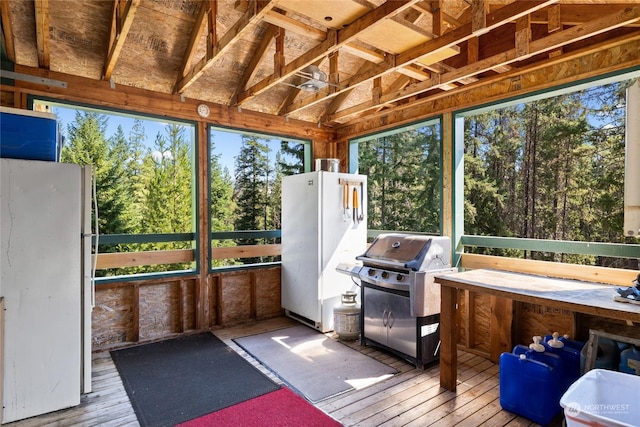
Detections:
[499, 349, 564, 426]
[543, 332, 581, 388]
[513, 336, 564, 372]
[543, 333, 585, 352]
[619, 346, 640, 374]
[513, 345, 563, 371]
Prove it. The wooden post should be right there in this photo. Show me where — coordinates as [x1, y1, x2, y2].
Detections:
[440, 283, 458, 391]
[196, 120, 210, 329]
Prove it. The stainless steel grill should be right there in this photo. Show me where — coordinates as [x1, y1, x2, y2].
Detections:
[337, 233, 456, 368]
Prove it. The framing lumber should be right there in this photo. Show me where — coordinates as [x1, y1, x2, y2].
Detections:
[0, 0, 15, 62]
[176, 1, 211, 82]
[34, 0, 50, 69]
[336, 33, 640, 138]
[284, 0, 554, 118]
[529, 4, 640, 27]
[103, 0, 140, 80]
[262, 9, 325, 41]
[235, 0, 420, 105]
[331, 6, 640, 123]
[6, 64, 335, 141]
[231, 23, 278, 104]
[176, 0, 274, 93]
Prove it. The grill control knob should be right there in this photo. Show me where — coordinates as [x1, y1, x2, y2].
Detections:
[396, 274, 404, 281]
[381, 271, 389, 279]
[368, 269, 375, 276]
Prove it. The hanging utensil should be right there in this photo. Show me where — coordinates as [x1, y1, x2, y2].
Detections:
[353, 187, 359, 224]
[358, 182, 364, 222]
[343, 183, 349, 221]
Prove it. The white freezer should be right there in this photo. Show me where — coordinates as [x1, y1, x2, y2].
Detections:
[281, 171, 367, 332]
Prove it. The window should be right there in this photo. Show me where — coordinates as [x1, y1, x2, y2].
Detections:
[208, 127, 309, 268]
[35, 100, 197, 277]
[352, 119, 442, 234]
[459, 76, 639, 268]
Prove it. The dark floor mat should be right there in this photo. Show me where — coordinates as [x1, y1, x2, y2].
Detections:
[111, 332, 280, 427]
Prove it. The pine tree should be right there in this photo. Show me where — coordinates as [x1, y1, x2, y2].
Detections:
[234, 135, 271, 264]
[138, 124, 194, 271]
[61, 111, 134, 275]
[359, 124, 442, 233]
[210, 135, 237, 267]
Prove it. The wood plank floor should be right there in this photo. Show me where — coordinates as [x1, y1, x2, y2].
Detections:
[4, 317, 564, 427]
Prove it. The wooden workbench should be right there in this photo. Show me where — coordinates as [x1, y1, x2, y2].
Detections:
[435, 268, 640, 391]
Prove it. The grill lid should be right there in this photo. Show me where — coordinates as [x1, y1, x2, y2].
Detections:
[356, 233, 451, 272]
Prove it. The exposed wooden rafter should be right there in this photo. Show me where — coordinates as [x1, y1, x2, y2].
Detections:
[175, 0, 274, 94]
[34, 0, 50, 69]
[283, 0, 556, 118]
[230, 23, 278, 104]
[176, 1, 212, 84]
[235, 0, 421, 106]
[0, 0, 15, 62]
[3, 0, 639, 131]
[329, 5, 640, 123]
[103, 0, 140, 80]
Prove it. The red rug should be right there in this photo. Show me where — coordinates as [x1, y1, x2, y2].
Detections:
[177, 386, 342, 427]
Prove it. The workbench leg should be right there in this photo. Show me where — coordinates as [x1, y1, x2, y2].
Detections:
[440, 285, 458, 391]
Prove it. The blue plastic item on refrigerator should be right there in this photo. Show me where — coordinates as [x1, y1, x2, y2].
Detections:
[0, 107, 59, 161]
[499, 350, 564, 426]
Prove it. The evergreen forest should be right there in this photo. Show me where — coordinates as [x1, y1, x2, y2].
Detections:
[59, 111, 304, 275]
[58, 79, 636, 276]
[464, 80, 635, 268]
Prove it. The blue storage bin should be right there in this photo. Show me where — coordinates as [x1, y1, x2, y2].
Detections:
[500, 351, 564, 426]
[0, 106, 59, 162]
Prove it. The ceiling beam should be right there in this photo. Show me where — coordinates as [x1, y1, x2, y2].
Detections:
[34, 0, 50, 68]
[0, 0, 15, 62]
[530, 4, 640, 27]
[176, 1, 211, 83]
[262, 9, 325, 41]
[235, 0, 421, 106]
[175, 0, 274, 94]
[330, 5, 640, 123]
[103, 0, 141, 80]
[283, 0, 557, 117]
[336, 33, 640, 136]
[398, 0, 557, 65]
[230, 23, 278, 104]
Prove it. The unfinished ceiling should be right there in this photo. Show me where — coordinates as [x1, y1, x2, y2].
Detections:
[2, 0, 640, 129]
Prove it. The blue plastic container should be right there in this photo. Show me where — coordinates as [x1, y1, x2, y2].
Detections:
[619, 346, 640, 374]
[543, 334, 585, 352]
[0, 107, 59, 162]
[579, 337, 619, 373]
[500, 351, 564, 426]
[512, 345, 564, 371]
[543, 334, 582, 388]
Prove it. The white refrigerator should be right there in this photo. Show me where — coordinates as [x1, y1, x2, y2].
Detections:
[1, 158, 93, 423]
[281, 171, 367, 332]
